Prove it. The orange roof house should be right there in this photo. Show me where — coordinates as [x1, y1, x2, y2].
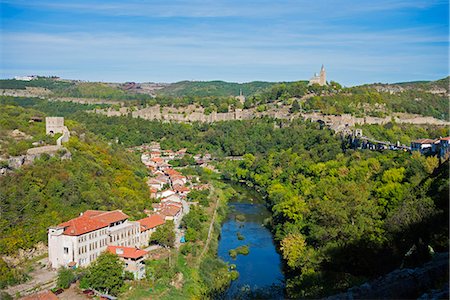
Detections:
[138, 215, 165, 232]
[107, 246, 148, 260]
[57, 210, 128, 236]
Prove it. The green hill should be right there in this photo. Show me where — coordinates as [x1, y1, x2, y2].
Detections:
[0, 105, 150, 257]
[157, 80, 279, 97]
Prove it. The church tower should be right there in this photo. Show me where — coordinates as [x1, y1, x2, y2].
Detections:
[319, 65, 326, 86]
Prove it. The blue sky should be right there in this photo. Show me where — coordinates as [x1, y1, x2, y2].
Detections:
[0, 0, 448, 85]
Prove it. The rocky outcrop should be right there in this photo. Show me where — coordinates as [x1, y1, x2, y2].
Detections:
[0, 146, 71, 176]
[327, 252, 449, 300]
[1, 242, 47, 266]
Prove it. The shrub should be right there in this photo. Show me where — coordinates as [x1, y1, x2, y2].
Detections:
[57, 267, 75, 289]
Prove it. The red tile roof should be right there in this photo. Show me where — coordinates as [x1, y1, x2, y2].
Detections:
[107, 246, 148, 259]
[412, 138, 436, 144]
[21, 290, 58, 300]
[440, 136, 450, 141]
[174, 185, 190, 193]
[58, 210, 128, 236]
[151, 157, 163, 163]
[160, 205, 181, 217]
[138, 215, 165, 231]
[165, 169, 181, 176]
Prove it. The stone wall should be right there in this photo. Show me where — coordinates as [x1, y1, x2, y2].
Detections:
[93, 105, 450, 130]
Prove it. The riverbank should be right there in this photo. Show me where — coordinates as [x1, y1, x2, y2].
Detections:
[123, 180, 236, 299]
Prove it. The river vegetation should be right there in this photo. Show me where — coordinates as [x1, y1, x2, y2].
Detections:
[220, 149, 448, 297]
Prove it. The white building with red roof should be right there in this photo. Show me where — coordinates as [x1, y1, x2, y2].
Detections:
[48, 210, 140, 269]
[107, 246, 148, 279]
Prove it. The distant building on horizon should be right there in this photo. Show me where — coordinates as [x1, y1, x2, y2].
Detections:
[235, 89, 246, 104]
[308, 65, 326, 86]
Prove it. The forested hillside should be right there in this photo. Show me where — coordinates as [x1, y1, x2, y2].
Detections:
[156, 80, 278, 97]
[221, 147, 448, 297]
[0, 96, 448, 297]
[0, 107, 150, 256]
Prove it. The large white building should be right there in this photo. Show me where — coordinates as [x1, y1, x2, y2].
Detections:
[48, 210, 141, 269]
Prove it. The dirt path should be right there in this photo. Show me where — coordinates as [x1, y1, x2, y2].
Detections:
[3, 257, 57, 298]
[199, 186, 219, 259]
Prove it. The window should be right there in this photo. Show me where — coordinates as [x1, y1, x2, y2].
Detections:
[64, 247, 69, 254]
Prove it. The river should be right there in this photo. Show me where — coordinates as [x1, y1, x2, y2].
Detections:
[217, 184, 285, 299]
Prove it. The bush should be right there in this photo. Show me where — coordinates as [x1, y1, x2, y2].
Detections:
[57, 267, 75, 289]
[235, 214, 246, 222]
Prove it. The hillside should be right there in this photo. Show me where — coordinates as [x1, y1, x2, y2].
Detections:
[0, 105, 151, 257]
[156, 80, 279, 97]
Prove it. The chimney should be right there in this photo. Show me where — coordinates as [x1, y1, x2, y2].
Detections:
[116, 248, 124, 255]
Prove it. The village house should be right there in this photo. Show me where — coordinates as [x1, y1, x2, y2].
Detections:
[164, 168, 181, 177]
[140, 153, 151, 166]
[161, 194, 182, 203]
[147, 177, 165, 190]
[162, 149, 175, 159]
[48, 210, 140, 269]
[411, 138, 436, 155]
[150, 188, 157, 198]
[174, 185, 190, 197]
[438, 137, 450, 157]
[159, 205, 182, 221]
[175, 148, 187, 158]
[138, 214, 166, 247]
[107, 246, 147, 280]
[411, 137, 450, 157]
[151, 202, 182, 222]
[150, 151, 161, 158]
[170, 175, 187, 187]
[156, 189, 176, 199]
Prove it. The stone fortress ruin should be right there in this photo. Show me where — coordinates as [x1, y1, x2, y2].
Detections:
[46, 117, 70, 145]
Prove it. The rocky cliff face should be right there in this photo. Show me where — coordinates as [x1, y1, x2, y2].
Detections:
[327, 252, 449, 300]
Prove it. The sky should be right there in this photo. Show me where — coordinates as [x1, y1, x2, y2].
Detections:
[0, 0, 448, 86]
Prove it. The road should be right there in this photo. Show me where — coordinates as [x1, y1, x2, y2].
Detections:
[174, 199, 190, 249]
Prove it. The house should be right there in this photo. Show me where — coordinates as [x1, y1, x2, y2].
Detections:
[107, 246, 148, 279]
[170, 175, 187, 186]
[162, 149, 175, 159]
[159, 205, 182, 221]
[165, 168, 181, 177]
[438, 137, 450, 158]
[150, 151, 161, 158]
[174, 185, 190, 197]
[149, 188, 157, 198]
[147, 178, 165, 190]
[141, 153, 151, 166]
[48, 210, 140, 269]
[156, 189, 176, 199]
[161, 194, 182, 203]
[138, 215, 165, 247]
[21, 290, 58, 300]
[175, 148, 187, 158]
[411, 139, 437, 155]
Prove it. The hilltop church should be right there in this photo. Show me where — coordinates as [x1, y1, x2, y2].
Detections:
[308, 65, 326, 86]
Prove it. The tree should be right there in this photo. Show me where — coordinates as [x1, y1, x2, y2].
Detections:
[84, 252, 125, 296]
[57, 267, 75, 289]
[290, 99, 301, 113]
[149, 220, 175, 248]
